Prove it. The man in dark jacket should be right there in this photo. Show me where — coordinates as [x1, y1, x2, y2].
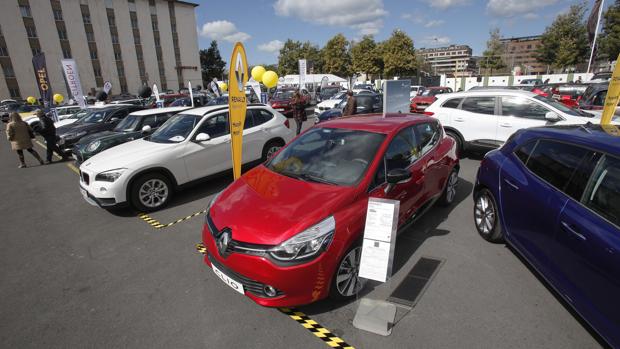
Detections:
[342, 91, 357, 116]
[36, 110, 66, 163]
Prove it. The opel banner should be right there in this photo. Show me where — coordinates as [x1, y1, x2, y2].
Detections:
[61, 59, 86, 109]
[32, 53, 52, 107]
[228, 42, 249, 180]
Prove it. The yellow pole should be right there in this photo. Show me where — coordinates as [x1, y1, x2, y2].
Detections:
[601, 53, 620, 125]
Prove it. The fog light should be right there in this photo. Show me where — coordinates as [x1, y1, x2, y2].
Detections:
[263, 285, 277, 297]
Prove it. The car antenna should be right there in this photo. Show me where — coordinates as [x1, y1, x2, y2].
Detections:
[579, 122, 592, 134]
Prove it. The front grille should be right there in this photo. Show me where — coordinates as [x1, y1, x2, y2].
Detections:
[206, 213, 273, 257]
[208, 252, 284, 297]
[81, 172, 90, 185]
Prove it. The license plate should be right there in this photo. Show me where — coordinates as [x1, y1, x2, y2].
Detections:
[212, 264, 244, 295]
[418, 105, 427, 110]
[275, 108, 285, 111]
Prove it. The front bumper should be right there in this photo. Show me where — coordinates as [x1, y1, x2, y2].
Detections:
[78, 168, 129, 208]
[201, 220, 344, 307]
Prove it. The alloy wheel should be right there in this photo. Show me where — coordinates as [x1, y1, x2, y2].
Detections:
[474, 193, 495, 235]
[335, 246, 364, 297]
[139, 179, 169, 208]
[266, 145, 281, 158]
[445, 171, 458, 203]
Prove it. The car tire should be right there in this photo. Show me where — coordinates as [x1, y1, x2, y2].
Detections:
[445, 130, 462, 157]
[329, 243, 365, 300]
[130, 173, 173, 212]
[438, 168, 459, 207]
[473, 188, 503, 243]
[262, 139, 284, 161]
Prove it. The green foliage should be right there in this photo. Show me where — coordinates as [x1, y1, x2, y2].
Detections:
[199, 40, 226, 85]
[321, 34, 352, 77]
[382, 30, 416, 77]
[599, 0, 620, 61]
[479, 28, 506, 74]
[277, 40, 323, 76]
[536, 4, 589, 70]
[351, 35, 383, 76]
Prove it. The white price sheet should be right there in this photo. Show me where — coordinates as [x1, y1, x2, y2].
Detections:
[358, 198, 399, 282]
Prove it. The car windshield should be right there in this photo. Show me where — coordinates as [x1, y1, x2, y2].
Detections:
[266, 127, 385, 186]
[114, 114, 140, 132]
[81, 110, 110, 123]
[273, 90, 294, 100]
[148, 113, 200, 143]
[71, 109, 91, 120]
[170, 98, 191, 107]
[207, 96, 228, 105]
[320, 88, 340, 98]
[533, 95, 588, 117]
[421, 89, 442, 96]
[332, 92, 347, 100]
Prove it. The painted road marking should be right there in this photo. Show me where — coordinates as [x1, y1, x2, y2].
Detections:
[139, 209, 207, 230]
[34, 139, 77, 174]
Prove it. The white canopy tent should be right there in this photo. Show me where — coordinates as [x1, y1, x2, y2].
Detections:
[280, 74, 348, 88]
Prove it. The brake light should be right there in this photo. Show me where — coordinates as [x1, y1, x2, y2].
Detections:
[424, 111, 434, 116]
[284, 119, 290, 128]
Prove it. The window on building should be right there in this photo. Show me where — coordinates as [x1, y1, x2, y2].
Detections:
[0, 45, 7, 57]
[58, 29, 68, 40]
[131, 17, 138, 29]
[171, 23, 177, 33]
[31, 47, 41, 55]
[134, 35, 141, 44]
[93, 67, 102, 77]
[128, 0, 137, 12]
[19, 5, 32, 18]
[62, 47, 71, 58]
[86, 32, 95, 42]
[90, 49, 97, 59]
[117, 66, 125, 77]
[26, 26, 37, 38]
[108, 15, 116, 27]
[111, 34, 119, 44]
[3, 65, 15, 78]
[154, 37, 160, 47]
[83, 13, 91, 24]
[105, 0, 114, 8]
[53, 9, 63, 21]
[136, 51, 143, 61]
[152, 18, 158, 31]
[139, 66, 145, 77]
[9, 88, 20, 98]
[114, 51, 122, 60]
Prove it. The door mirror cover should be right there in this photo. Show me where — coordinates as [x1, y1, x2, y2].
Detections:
[141, 125, 152, 134]
[386, 168, 411, 184]
[545, 111, 561, 122]
[195, 133, 210, 142]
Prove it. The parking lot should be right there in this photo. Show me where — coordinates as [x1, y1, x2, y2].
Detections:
[0, 117, 604, 349]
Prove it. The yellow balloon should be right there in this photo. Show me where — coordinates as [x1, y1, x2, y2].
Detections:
[53, 93, 64, 103]
[27, 96, 36, 104]
[218, 82, 228, 92]
[251, 66, 266, 82]
[262, 71, 278, 88]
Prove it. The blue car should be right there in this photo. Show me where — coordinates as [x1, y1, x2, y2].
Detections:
[474, 124, 620, 347]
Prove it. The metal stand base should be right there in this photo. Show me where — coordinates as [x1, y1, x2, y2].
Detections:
[352, 298, 396, 336]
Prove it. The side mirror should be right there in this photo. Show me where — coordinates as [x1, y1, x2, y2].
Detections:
[195, 133, 210, 142]
[141, 125, 152, 134]
[386, 168, 411, 184]
[545, 111, 561, 122]
[109, 117, 120, 123]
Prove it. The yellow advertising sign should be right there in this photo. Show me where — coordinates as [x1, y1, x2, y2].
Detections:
[228, 42, 249, 180]
[601, 53, 620, 125]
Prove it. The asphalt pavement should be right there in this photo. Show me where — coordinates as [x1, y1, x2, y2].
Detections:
[0, 118, 604, 349]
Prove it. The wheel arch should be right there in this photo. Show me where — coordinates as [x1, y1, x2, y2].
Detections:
[126, 167, 179, 201]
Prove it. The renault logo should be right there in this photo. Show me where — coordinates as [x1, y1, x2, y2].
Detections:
[217, 228, 232, 257]
[234, 53, 245, 92]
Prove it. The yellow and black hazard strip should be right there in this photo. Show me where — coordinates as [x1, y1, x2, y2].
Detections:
[195, 242, 207, 254]
[138, 209, 207, 230]
[279, 308, 355, 349]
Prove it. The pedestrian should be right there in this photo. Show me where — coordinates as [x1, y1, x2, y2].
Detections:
[291, 90, 306, 135]
[576, 76, 583, 84]
[5, 112, 44, 168]
[36, 110, 66, 163]
[342, 91, 357, 116]
[543, 78, 550, 84]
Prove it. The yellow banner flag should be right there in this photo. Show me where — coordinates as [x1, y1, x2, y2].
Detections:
[228, 42, 249, 180]
[601, 53, 620, 125]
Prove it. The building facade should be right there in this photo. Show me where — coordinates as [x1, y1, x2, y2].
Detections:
[0, 0, 201, 101]
[418, 45, 473, 76]
[500, 36, 546, 75]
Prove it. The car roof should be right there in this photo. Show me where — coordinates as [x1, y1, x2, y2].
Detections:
[317, 113, 434, 134]
[181, 103, 267, 116]
[438, 89, 537, 98]
[129, 106, 190, 116]
[524, 124, 620, 154]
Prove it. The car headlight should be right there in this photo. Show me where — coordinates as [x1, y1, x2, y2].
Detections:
[95, 168, 126, 182]
[86, 140, 101, 152]
[206, 191, 222, 214]
[269, 216, 335, 262]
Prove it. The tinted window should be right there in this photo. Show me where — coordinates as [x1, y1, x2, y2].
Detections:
[593, 91, 607, 106]
[461, 97, 496, 115]
[196, 113, 229, 138]
[415, 122, 440, 155]
[442, 98, 462, 109]
[385, 127, 419, 172]
[501, 96, 550, 120]
[149, 114, 201, 143]
[243, 110, 255, 129]
[141, 115, 158, 128]
[514, 140, 537, 164]
[525, 140, 592, 198]
[583, 155, 620, 227]
[255, 110, 273, 125]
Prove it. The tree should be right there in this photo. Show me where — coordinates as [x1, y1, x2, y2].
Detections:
[321, 34, 352, 78]
[598, 0, 620, 61]
[381, 30, 416, 77]
[351, 35, 383, 77]
[199, 40, 226, 85]
[479, 28, 506, 75]
[277, 40, 322, 76]
[536, 4, 589, 70]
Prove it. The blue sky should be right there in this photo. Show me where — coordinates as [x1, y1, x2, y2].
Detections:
[194, 0, 609, 67]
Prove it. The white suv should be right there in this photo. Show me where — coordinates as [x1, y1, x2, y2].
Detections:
[425, 89, 599, 154]
[79, 104, 294, 211]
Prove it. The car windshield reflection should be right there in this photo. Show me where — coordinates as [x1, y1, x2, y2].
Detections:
[148, 114, 200, 143]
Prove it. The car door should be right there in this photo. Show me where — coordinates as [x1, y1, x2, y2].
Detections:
[239, 109, 265, 163]
[182, 112, 231, 181]
[248, 109, 279, 160]
[497, 96, 553, 143]
[412, 121, 445, 197]
[455, 96, 499, 146]
[500, 139, 596, 278]
[553, 154, 620, 342]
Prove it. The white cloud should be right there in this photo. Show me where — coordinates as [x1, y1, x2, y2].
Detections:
[424, 19, 445, 28]
[258, 40, 285, 53]
[486, 0, 558, 17]
[420, 36, 452, 46]
[274, 0, 387, 35]
[425, 0, 469, 9]
[199, 20, 251, 43]
[402, 14, 445, 28]
[523, 12, 539, 20]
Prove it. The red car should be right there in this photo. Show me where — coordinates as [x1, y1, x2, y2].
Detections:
[410, 87, 453, 113]
[201, 114, 459, 307]
[269, 88, 311, 118]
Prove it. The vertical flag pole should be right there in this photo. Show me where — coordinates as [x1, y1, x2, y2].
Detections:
[587, 0, 605, 75]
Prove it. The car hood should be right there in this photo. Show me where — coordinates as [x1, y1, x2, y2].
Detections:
[78, 131, 117, 144]
[317, 99, 341, 108]
[55, 119, 78, 128]
[57, 122, 100, 136]
[209, 165, 357, 245]
[80, 138, 174, 172]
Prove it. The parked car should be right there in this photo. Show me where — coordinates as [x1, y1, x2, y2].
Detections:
[144, 93, 187, 108]
[531, 84, 589, 108]
[27, 105, 82, 131]
[269, 88, 311, 118]
[55, 108, 92, 128]
[589, 72, 612, 83]
[579, 84, 620, 120]
[57, 104, 144, 153]
[313, 91, 347, 116]
[206, 96, 229, 106]
[317, 86, 342, 102]
[410, 85, 425, 98]
[201, 113, 459, 307]
[72, 106, 190, 165]
[1, 104, 39, 123]
[315, 93, 383, 123]
[517, 78, 543, 86]
[410, 87, 453, 113]
[352, 83, 375, 94]
[473, 124, 620, 348]
[424, 89, 599, 154]
[169, 95, 209, 107]
[78, 104, 294, 211]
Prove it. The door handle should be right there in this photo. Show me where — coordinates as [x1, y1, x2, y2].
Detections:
[499, 123, 512, 128]
[454, 117, 465, 122]
[561, 221, 586, 241]
[503, 178, 519, 190]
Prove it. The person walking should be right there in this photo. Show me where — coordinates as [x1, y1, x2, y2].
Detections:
[291, 90, 306, 135]
[342, 91, 357, 116]
[575, 76, 583, 84]
[36, 110, 66, 163]
[5, 112, 44, 168]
